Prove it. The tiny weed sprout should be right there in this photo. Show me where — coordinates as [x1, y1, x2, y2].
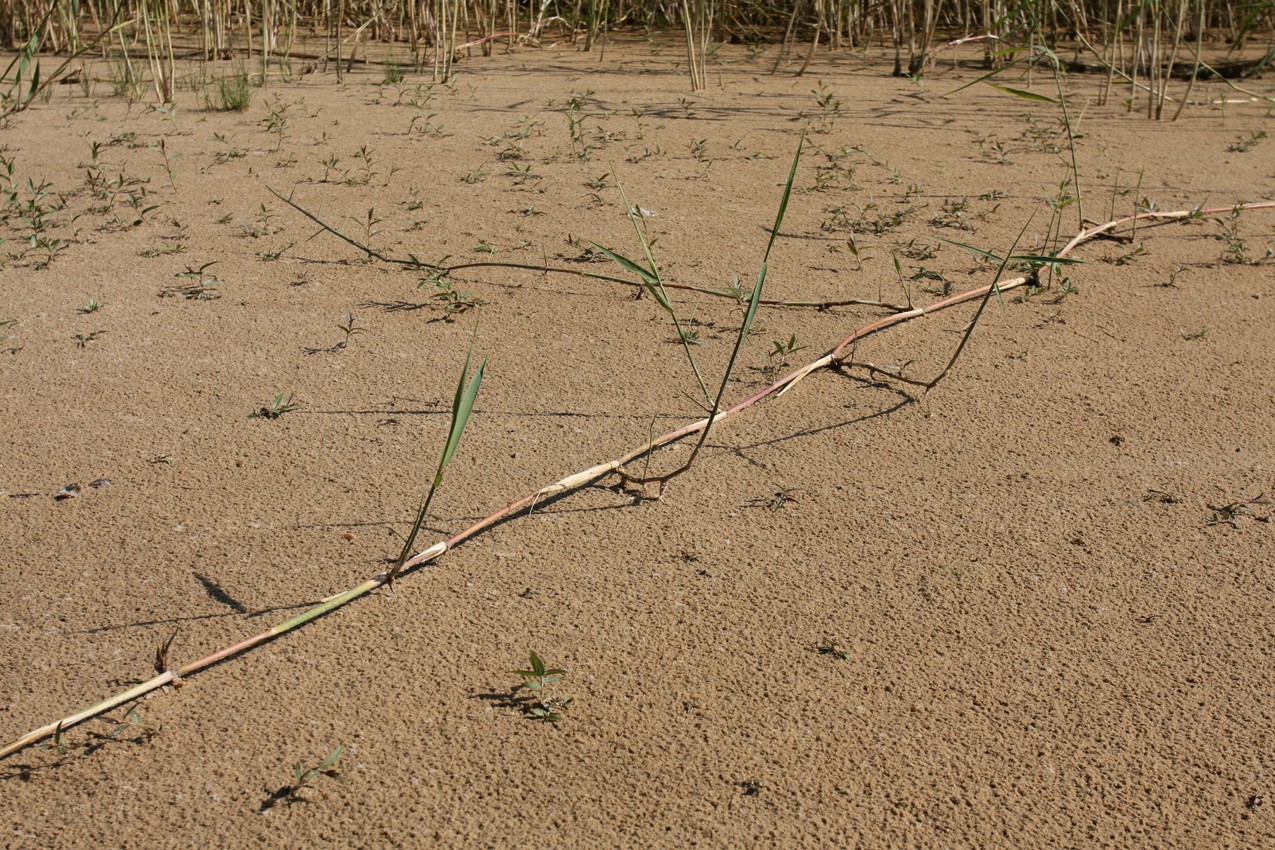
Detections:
[261, 746, 344, 812]
[428, 276, 483, 320]
[769, 334, 807, 373]
[819, 641, 850, 660]
[511, 651, 572, 723]
[74, 330, 104, 348]
[1206, 495, 1270, 529]
[252, 393, 300, 420]
[336, 311, 363, 346]
[766, 487, 800, 511]
[102, 703, 159, 743]
[1227, 131, 1267, 153]
[81, 297, 104, 314]
[162, 262, 221, 300]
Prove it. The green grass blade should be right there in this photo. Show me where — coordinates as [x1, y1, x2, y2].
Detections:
[590, 242, 661, 290]
[616, 183, 664, 293]
[440, 331, 486, 469]
[763, 133, 804, 264]
[391, 330, 486, 579]
[940, 238, 1005, 263]
[987, 83, 1055, 103]
[942, 54, 1026, 97]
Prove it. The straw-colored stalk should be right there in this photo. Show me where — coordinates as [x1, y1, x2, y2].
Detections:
[3, 198, 1273, 762]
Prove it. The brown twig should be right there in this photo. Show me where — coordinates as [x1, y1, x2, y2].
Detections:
[267, 188, 911, 313]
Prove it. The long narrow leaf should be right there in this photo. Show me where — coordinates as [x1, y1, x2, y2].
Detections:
[616, 183, 664, 295]
[590, 242, 660, 289]
[942, 55, 1026, 97]
[763, 133, 804, 263]
[442, 355, 486, 469]
[987, 83, 1055, 103]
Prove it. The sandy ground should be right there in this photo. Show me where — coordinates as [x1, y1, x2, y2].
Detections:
[1, 34, 1273, 849]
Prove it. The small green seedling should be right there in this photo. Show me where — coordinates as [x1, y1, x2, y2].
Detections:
[37, 721, 71, 757]
[818, 641, 850, 660]
[252, 393, 299, 420]
[216, 70, 252, 112]
[1180, 327, 1210, 341]
[81, 297, 104, 314]
[336, 311, 363, 346]
[1206, 495, 1269, 529]
[511, 651, 572, 723]
[162, 262, 221, 300]
[1227, 130, 1266, 153]
[769, 334, 807, 373]
[74, 330, 104, 348]
[429, 277, 483, 319]
[766, 487, 800, 511]
[261, 746, 344, 811]
[102, 704, 159, 743]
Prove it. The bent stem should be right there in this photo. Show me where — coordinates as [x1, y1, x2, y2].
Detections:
[4, 199, 1273, 762]
[267, 187, 907, 314]
[616, 135, 804, 494]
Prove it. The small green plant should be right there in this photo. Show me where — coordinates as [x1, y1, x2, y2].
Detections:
[768, 333, 807, 375]
[262, 101, 290, 151]
[101, 703, 159, 743]
[1159, 264, 1187, 288]
[1216, 207, 1274, 265]
[818, 641, 850, 660]
[351, 145, 377, 185]
[1114, 242, 1147, 265]
[81, 297, 104, 314]
[147, 138, 179, 192]
[216, 69, 252, 112]
[319, 155, 347, 183]
[162, 262, 221, 299]
[461, 162, 490, 184]
[36, 721, 71, 757]
[1227, 130, 1266, 153]
[261, 747, 344, 811]
[765, 486, 800, 511]
[1206, 495, 1269, 529]
[807, 82, 842, 133]
[252, 393, 299, 420]
[1180, 327, 1210, 341]
[336, 311, 363, 346]
[511, 651, 572, 723]
[347, 207, 383, 246]
[74, 330, 104, 348]
[429, 277, 483, 320]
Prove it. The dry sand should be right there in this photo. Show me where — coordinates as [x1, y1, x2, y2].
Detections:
[1, 35, 1273, 848]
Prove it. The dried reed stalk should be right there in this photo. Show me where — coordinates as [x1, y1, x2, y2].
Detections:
[2, 199, 1272, 761]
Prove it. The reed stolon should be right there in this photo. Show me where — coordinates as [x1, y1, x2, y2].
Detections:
[2, 199, 1273, 761]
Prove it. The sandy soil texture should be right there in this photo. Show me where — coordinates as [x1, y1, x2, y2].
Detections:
[1, 36, 1273, 849]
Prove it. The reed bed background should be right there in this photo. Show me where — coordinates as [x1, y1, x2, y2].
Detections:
[2, 0, 1272, 103]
